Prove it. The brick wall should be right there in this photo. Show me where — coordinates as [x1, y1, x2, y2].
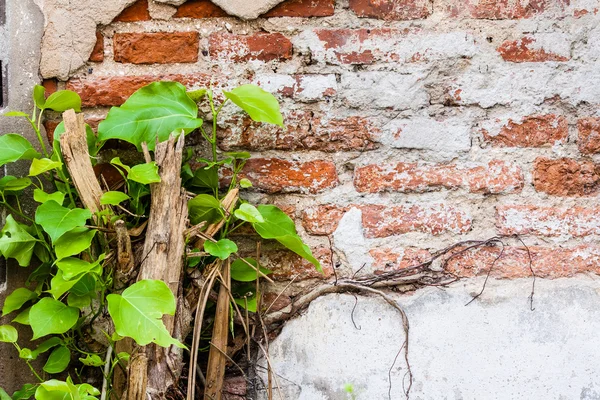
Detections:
[46, 0, 600, 286]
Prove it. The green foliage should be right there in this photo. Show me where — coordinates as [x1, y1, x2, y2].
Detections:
[0, 81, 319, 393]
[107, 280, 185, 348]
[98, 81, 203, 151]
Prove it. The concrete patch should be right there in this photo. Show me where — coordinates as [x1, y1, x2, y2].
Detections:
[258, 277, 600, 399]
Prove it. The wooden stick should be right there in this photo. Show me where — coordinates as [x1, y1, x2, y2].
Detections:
[204, 259, 231, 400]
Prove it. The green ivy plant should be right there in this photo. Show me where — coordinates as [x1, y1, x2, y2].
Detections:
[0, 81, 320, 399]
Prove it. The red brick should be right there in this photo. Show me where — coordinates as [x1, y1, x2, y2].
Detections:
[113, 0, 151, 22]
[236, 158, 338, 194]
[114, 32, 199, 64]
[578, 117, 600, 154]
[482, 115, 568, 147]
[349, 0, 431, 20]
[209, 33, 293, 62]
[218, 111, 376, 152]
[354, 160, 523, 194]
[261, 247, 334, 280]
[361, 204, 472, 238]
[497, 37, 569, 62]
[42, 79, 58, 97]
[66, 74, 212, 107]
[89, 31, 104, 62]
[445, 245, 600, 279]
[261, 292, 292, 313]
[369, 247, 431, 274]
[496, 205, 600, 237]
[174, 0, 228, 18]
[533, 157, 600, 196]
[302, 204, 348, 235]
[447, 0, 547, 19]
[263, 0, 335, 17]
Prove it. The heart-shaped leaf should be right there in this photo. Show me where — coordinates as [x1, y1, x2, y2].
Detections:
[100, 191, 130, 206]
[35, 201, 92, 242]
[2, 288, 38, 316]
[252, 205, 321, 272]
[128, 162, 161, 184]
[12, 383, 37, 400]
[0, 134, 40, 167]
[29, 298, 79, 339]
[0, 215, 38, 267]
[43, 91, 82, 112]
[98, 82, 203, 151]
[204, 239, 238, 260]
[54, 227, 96, 260]
[0, 325, 18, 343]
[79, 354, 104, 367]
[188, 194, 223, 225]
[29, 158, 63, 176]
[230, 258, 271, 282]
[223, 85, 283, 127]
[107, 280, 184, 348]
[234, 203, 264, 223]
[43, 346, 71, 374]
[0, 176, 33, 193]
[33, 189, 66, 205]
[33, 85, 47, 109]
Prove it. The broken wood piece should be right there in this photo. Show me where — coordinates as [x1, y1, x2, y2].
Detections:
[115, 220, 134, 274]
[126, 353, 148, 400]
[60, 109, 105, 216]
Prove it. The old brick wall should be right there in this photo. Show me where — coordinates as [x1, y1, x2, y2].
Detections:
[43, 0, 600, 295]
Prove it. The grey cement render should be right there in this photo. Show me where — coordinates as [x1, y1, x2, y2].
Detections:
[0, 0, 45, 393]
[258, 277, 600, 400]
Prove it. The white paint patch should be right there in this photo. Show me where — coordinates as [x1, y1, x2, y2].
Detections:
[332, 207, 373, 274]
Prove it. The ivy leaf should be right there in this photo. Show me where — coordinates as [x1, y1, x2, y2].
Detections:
[29, 158, 63, 176]
[0, 215, 38, 267]
[190, 166, 219, 192]
[0, 325, 18, 343]
[0, 176, 33, 193]
[186, 89, 207, 102]
[234, 203, 264, 223]
[98, 82, 203, 151]
[4, 111, 30, 118]
[35, 201, 92, 242]
[2, 288, 37, 316]
[43, 346, 71, 374]
[33, 85, 47, 109]
[252, 205, 321, 272]
[230, 258, 271, 282]
[234, 295, 257, 313]
[79, 354, 104, 367]
[42, 91, 82, 112]
[34, 380, 72, 400]
[70, 275, 97, 297]
[56, 255, 103, 281]
[0, 134, 40, 167]
[33, 189, 65, 205]
[48, 270, 90, 299]
[54, 227, 96, 260]
[100, 191, 130, 206]
[223, 85, 283, 127]
[67, 293, 93, 309]
[224, 151, 251, 160]
[128, 162, 161, 184]
[239, 178, 252, 188]
[29, 298, 79, 339]
[12, 307, 31, 325]
[188, 194, 223, 225]
[12, 383, 37, 400]
[204, 239, 237, 260]
[0, 388, 10, 400]
[32, 337, 63, 359]
[107, 280, 185, 348]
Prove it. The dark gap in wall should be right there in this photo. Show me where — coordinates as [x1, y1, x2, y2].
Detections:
[0, 60, 5, 108]
[0, 0, 5, 26]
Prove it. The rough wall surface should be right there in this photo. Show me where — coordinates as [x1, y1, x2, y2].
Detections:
[28, 0, 600, 397]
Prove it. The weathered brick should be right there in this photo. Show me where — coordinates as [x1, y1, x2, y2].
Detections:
[578, 117, 600, 154]
[302, 204, 348, 235]
[89, 31, 104, 62]
[369, 247, 431, 274]
[533, 157, 600, 196]
[481, 114, 568, 147]
[66, 74, 212, 107]
[361, 204, 472, 238]
[261, 292, 292, 313]
[113, 0, 151, 22]
[445, 245, 600, 279]
[263, 0, 335, 17]
[222, 376, 247, 399]
[174, 0, 228, 18]
[298, 28, 476, 65]
[375, 116, 471, 156]
[114, 32, 199, 64]
[497, 36, 570, 62]
[261, 247, 334, 280]
[209, 33, 293, 62]
[218, 111, 376, 152]
[254, 74, 337, 102]
[236, 158, 338, 194]
[349, 0, 431, 20]
[340, 71, 429, 110]
[447, 0, 547, 19]
[496, 205, 600, 237]
[42, 79, 58, 97]
[354, 160, 523, 194]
